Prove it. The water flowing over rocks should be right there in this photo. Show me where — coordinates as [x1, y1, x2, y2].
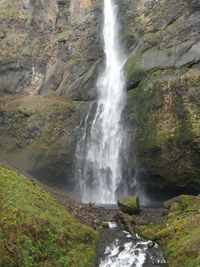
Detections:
[99, 231, 167, 267]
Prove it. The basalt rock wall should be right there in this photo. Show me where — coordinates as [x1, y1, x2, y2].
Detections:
[0, 0, 103, 190]
[124, 0, 200, 193]
[0, 0, 103, 100]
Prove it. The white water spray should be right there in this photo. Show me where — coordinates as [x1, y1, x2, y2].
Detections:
[76, 0, 127, 203]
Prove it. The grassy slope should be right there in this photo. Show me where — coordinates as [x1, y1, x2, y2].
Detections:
[137, 195, 200, 267]
[0, 166, 98, 267]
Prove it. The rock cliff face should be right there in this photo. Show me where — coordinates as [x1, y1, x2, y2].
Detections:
[124, 0, 200, 193]
[0, 94, 88, 191]
[0, 0, 103, 99]
[0, 0, 200, 195]
[0, 0, 102, 190]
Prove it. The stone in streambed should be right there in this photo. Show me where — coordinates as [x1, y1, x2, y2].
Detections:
[117, 195, 140, 215]
[147, 241, 155, 248]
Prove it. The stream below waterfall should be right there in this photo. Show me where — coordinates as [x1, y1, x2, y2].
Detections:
[98, 223, 167, 267]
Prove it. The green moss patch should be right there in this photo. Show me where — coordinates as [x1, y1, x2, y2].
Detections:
[137, 195, 200, 267]
[125, 68, 200, 187]
[0, 166, 98, 267]
[125, 50, 144, 82]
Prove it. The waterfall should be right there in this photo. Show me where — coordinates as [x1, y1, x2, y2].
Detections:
[75, 0, 127, 204]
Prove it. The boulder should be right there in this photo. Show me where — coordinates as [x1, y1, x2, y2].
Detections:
[117, 195, 140, 215]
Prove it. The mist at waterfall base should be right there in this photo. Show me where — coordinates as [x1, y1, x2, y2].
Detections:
[75, 0, 130, 204]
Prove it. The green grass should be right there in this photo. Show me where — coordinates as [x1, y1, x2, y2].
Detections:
[0, 167, 98, 267]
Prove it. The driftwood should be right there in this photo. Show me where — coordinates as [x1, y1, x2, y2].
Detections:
[114, 211, 136, 239]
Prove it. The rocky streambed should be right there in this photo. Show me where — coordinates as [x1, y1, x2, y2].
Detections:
[49, 189, 200, 266]
[45, 189, 168, 266]
[98, 227, 166, 267]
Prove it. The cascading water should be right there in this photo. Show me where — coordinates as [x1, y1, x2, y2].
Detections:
[99, 228, 167, 267]
[75, 0, 127, 204]
[75, 2, 167, 266]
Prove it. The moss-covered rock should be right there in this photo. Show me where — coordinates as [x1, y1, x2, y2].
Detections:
[137, 195, 200, 267]
[101, 221, 109, 228]
[125, 68, 200, 189]
[0, 94, 89, 190]
[0, 166, 98, 266]
[120, 0, 200, 192]
[117, 195, 140, 214]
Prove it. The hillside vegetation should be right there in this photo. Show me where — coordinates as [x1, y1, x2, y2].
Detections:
[137, 195, 200, 267]
[0, 166, 98, 267]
